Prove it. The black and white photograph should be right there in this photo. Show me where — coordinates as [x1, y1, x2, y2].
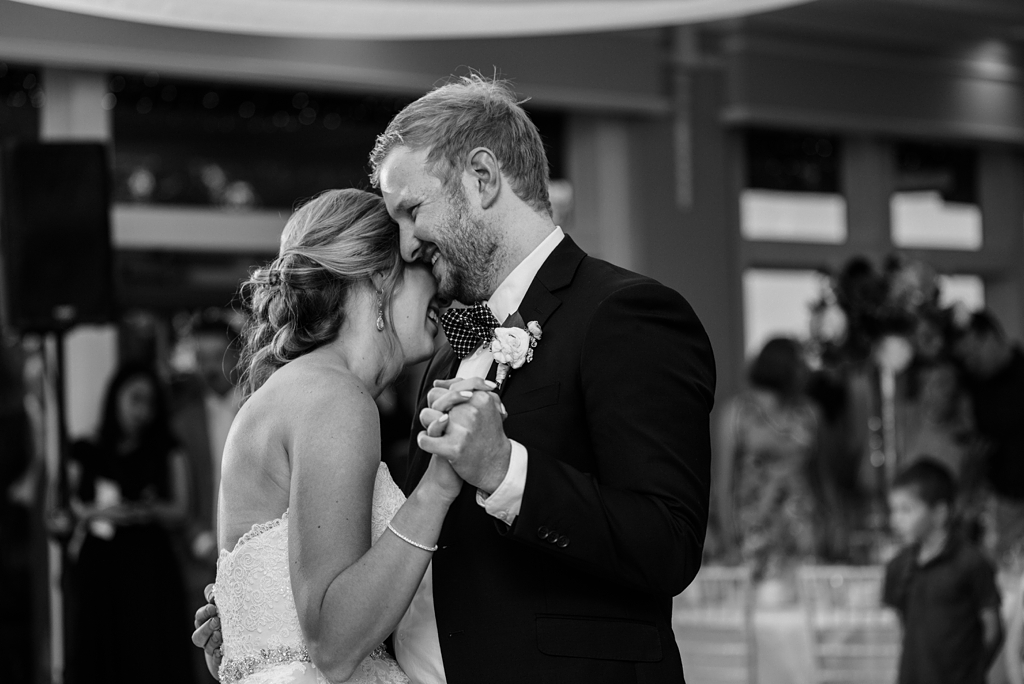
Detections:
[0, 1, 1023, 683]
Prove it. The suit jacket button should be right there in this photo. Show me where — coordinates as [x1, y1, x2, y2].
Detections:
[537, 526, 551, 540]
[557, 536, 570, 548]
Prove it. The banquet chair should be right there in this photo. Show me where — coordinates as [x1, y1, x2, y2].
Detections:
[797, 565, 900, 684]
[673, 564, 757, 684]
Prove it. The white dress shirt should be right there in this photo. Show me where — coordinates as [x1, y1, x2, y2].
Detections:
[393, 227, 565, 684]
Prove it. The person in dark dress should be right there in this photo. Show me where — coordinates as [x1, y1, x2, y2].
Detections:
[955, 310, 1024, 571]
[66, 363, 194, 684]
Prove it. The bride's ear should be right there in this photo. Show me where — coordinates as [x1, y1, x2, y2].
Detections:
[369, 272, 385, 293]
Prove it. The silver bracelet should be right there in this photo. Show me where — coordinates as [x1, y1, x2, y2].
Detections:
[386, 521, 438, 552]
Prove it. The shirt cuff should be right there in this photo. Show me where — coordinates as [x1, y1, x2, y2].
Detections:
[476, 439, 527, 524]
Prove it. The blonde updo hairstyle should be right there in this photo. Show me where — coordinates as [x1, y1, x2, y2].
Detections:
[239, 189, 403, 399]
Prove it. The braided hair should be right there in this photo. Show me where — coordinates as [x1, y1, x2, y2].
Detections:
[238, 189, 403, 399]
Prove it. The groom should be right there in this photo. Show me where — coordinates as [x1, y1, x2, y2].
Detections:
[372, 75, 714, 684]
[195, 75, 715, 683]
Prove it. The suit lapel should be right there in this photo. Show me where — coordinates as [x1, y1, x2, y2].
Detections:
[405, 237, 588, 487]
[496, 235, 585, 396]
[517, 235, 584, 329]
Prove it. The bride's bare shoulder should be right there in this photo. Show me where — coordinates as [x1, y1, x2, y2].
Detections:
[219, 356, 376, 532]
[246, 356, 377, 427]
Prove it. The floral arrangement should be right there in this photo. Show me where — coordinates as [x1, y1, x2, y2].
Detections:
[808, 254, 967, 374]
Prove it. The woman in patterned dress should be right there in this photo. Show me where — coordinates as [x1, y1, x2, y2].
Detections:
[713, 337, 820, 582]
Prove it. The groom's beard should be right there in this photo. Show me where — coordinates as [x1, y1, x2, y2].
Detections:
[433, 189, 500, 304]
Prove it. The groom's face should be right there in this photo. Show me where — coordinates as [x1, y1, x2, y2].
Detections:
[379, 145, 498, 304]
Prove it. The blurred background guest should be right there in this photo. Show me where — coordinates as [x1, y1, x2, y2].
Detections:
[898, 360, 976, 484]
[955, 310, 1024, 573]
[168, 311, 242, 683]
[711, 337, 820, 586]
[65, 363, 192, 684]
[0, 334, 33, 684]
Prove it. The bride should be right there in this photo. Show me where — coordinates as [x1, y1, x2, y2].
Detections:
[210, 188, 461, 684]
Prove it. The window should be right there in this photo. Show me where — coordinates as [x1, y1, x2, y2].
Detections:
[110, 73, 414, 209]
[891, 142, 981, 250]
[937, 274, 984, 311]
[742, 268, 821, 357]
[110, 72, 567, 210]
[741, 128, 846, 243]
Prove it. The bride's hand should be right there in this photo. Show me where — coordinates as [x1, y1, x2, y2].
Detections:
[417, 403, 463, 502]
[424, 377, 505, 420]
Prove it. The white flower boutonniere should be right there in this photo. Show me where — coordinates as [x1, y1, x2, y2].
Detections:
[490, 320, 542, 388]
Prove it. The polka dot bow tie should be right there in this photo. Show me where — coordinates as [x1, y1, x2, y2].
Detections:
[440, 302, 501, 359]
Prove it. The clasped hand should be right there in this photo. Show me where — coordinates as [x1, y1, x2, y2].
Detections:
[417, 377, 511, 495]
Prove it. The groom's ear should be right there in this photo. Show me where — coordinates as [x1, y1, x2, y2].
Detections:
[466, 147, 500, 210]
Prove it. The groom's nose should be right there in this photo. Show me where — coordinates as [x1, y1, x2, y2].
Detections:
[399, 226, 422, 263]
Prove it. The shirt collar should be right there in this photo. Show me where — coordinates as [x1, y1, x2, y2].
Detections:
[487, 227, 565, 324]
[917, 531, 961, 569]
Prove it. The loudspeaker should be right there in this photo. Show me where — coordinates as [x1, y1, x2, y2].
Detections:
[0, 142, 115, 332]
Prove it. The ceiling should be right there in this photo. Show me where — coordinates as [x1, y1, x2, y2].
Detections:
[8, 0, 816, 39]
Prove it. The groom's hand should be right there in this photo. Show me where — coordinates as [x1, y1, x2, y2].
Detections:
[419, 379, 510, 494]
[192, 585, 223, 678]
[419, 377, 507, 432]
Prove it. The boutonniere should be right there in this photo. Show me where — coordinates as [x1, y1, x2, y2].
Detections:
[490, 320, 542, 388]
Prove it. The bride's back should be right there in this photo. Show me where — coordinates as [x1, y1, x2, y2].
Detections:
[216, 352, 366, 554]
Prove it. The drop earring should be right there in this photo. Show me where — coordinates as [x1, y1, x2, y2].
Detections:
[376, 290, 385, 332]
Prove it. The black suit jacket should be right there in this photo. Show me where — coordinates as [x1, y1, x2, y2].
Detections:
[404, 236, 715, 684]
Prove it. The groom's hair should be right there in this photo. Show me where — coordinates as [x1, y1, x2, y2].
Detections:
[369, 74, 552, 217]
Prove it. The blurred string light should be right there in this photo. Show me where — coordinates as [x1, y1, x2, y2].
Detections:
[105, 71, 425, 208]
[323, 112, 341, 130]
[106, 72, 411, 136]
[1, 63, 45, 109]
[126, 167, 157, 200]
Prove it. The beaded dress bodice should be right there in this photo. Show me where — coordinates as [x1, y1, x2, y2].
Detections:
[215, 463, 409, 684]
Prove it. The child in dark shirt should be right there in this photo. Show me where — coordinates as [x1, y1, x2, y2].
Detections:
[883, 458, 1003, 684]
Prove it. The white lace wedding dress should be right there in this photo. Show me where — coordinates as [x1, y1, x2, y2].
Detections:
[214, 463, 411, 684]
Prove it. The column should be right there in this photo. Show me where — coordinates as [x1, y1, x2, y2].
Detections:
[40, 68, 118, 440]
[38, 68, 115, 684]
[566, 114, 637, 270]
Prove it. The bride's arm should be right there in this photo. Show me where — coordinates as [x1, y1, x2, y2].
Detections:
[289, 378, 459, 683]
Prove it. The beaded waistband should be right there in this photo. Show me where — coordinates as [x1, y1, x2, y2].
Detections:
[220, 643, 390, 684]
